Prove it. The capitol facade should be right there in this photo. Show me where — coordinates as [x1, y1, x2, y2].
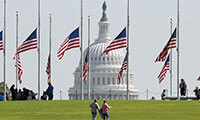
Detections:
[68, 2, 139, 100]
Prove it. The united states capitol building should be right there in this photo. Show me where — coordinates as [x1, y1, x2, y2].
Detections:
[68, 2, 139, 100]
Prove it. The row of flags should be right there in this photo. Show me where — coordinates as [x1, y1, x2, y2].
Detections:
[1, 26, 200, 85]
[0, 26, 128, 85]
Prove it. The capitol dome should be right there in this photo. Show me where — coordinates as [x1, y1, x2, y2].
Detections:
[68, 2, 139, 100]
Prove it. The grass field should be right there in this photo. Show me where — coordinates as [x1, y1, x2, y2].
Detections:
[0, 100, 200, 120]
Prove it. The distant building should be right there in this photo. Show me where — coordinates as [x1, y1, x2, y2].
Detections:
[68, 2, 139, 100]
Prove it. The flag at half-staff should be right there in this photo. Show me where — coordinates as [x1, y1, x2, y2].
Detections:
[0, 31, 3, 50]
[46, 55, 51, 84]
[158, 54, 170, 83]
[101, 27, 126, 56]
[83, 51, 89, 83]
[57, 27, 80, 60]
[14, 28, 37, 59]
[118, 52, 128, 84]
[155, 28, 176, 62]
[16, 56, 23, 84]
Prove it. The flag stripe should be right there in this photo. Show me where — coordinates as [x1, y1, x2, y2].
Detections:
[108, 39, 126, 46]
[17, 42, 37, 51]
[57, 45, 80, 59]
[107, 41, 127, 48]
[103, 45, 127, 55]
[17, 46, 38, 55]
[58, 40, 80, 54]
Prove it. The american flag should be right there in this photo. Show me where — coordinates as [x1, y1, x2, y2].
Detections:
[46, 55, 51, 84]
[118, 53, 128, 84]
[158, 54, 170, 83]
[57, 27, 80, 60]
[14, 28, 37, 58]
[83, 51, 89, 83]
[155, 28, 176, 62]
[0, 31, 3, 50]
[101, 27, 126, 56]
[17, 57, 23, 84]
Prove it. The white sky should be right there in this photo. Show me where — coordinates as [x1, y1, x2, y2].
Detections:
[0, 0, 200, 100]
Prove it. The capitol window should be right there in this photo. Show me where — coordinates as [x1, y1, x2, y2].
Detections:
[107, 77, 110, 85]
[103, 26, 105, 33]
[95, 57, 97, 61]
[99, 57, 101, 61]
[93, 77, 95, 84]
[103, 77, 105, 85]
[91, 57, 93, 61]
[112, 78, 115, 85]
[107, 57, 109, 61]
[98, 77, 100, 85]
[103, 57, 105, 61]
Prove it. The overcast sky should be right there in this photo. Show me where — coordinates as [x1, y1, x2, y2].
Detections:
[0, 0, 200, 100]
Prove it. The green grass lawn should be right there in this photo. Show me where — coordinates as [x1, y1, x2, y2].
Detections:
[0, 100, 200, 120]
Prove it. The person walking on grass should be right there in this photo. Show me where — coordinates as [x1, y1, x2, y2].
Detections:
[102, 100, 111, 120]
[90, 99, 100, 120]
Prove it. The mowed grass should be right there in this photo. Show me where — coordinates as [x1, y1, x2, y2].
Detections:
[0, 100, 200, 120]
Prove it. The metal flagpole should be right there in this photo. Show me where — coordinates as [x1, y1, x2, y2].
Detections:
[88, 16, 90, 100]
[49, 14, 52, 83]
[177, 0, 180, 100]
[3, 0, 7, 101]
[16, 11, 19, 90]
[169, 18, 173, 96]
[80, 0, 83, 100]
[38, 0, 41, 100]
[126, 0, 130, 100]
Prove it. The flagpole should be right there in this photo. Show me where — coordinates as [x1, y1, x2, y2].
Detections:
[38, 0, 41, 100]
[49, 14, 52, 83]
[3, 0, 7, 101]
[16, 11, 19, 90]
[80, 0, 83, 100]
[177, 0, 180, 100]
[169, 18, 173, 96]
[126, 0, 130, 100]
[88, 15, 90, 100]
